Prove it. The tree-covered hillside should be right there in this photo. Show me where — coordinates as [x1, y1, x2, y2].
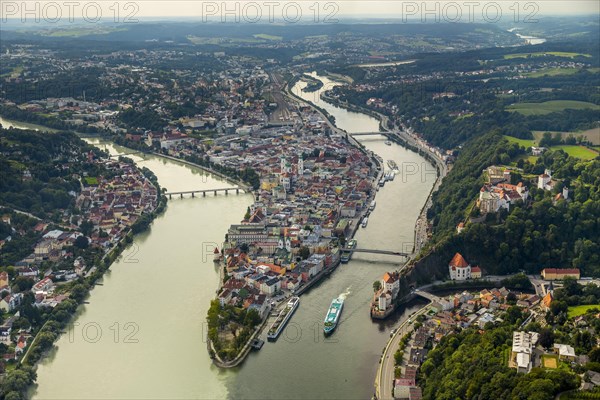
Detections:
[420, 323, 581, 400]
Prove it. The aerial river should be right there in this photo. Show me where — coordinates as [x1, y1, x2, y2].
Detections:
[6, 71, 434, 400]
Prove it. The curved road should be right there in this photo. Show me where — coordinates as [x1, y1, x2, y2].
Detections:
[375, 305, 430, 399]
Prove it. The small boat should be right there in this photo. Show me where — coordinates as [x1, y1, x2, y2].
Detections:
[341, 239, 357, 263]
[370, 200, 376, 211]
[384, 141, 392, 146]
[250, 338, 264, 350]
[361, 217, 368, 228]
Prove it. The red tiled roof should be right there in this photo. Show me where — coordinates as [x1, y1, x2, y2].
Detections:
[383, 272, 397, 284]
[449, 253, 469, 268]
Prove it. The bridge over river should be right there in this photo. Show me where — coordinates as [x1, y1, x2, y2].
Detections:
[165, 187, 247, 199]
[345, 248, 410, 257]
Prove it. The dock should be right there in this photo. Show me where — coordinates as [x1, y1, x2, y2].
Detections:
[250, 338, 264, 350]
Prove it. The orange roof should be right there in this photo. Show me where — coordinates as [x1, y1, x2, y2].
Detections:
[471, 266, 481, 273]
[383, 272, 397, 284]
[449, 253, 469, 268]
[543, 292, 553, 308]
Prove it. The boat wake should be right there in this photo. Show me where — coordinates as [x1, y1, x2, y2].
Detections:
[338, 286, 352, 300]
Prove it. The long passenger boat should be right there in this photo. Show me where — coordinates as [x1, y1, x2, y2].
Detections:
[267, 296, 300, 341]
[323, 297, 344, 335]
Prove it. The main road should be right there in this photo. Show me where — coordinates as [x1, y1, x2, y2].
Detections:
[376, 304, 431, 400]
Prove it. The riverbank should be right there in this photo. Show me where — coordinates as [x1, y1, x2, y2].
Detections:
[205, 74, 386, 369]
[310, 78, 448, 258]
[375, 304, 430, 400]
[0, 135, 168, 397]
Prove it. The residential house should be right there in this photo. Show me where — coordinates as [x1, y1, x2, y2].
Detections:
[0, 293, 22, 312]
[32, 277, 54, 294]
[553, 344, 576, 362]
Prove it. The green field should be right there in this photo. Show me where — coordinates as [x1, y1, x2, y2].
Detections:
[253, 34, 283, 41]
[0, 66, 23, 78]
[552, 145, 598, 160]
[514, 155, 540, 165]
[507, 100, 600, 116]
[504, 136, 537, 147]
[188, 36, 265, 44]
[525, 67, 580, 78]
[504, 51, 591, 59]
[567, 304, 600, 319]
[84, 177, 99, 186]
[533, 128, 600, 146]
[504, 136, 598, 160]
[42, 27, 126, 37]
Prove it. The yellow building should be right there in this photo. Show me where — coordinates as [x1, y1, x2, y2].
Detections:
[541, 268, 580, 281]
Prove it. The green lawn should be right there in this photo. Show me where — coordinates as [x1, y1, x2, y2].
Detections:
[504, 51, 591, 59]
[84, 176, 99, 186]
[504, 136, 537, 147]
[513, 155, 539, 166]
[504, 136, 598, 160]
[567, 304, 600, 319]
[507, 100, 600, 116]
[552, 145, 598, 160]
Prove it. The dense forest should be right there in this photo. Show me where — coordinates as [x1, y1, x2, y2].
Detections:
[420, 280, 600, 400]
[0, 128, 108, 218]
[421, 131, 600, 277]
[420, 322, 581, 400]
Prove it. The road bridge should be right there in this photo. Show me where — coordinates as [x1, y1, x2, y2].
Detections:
[165, 187, 246, 199]
[345, 248, 410, 257]
[413, 290, 444, 303]
[108, 151, 147, 158]
[348, 132, 388, 136]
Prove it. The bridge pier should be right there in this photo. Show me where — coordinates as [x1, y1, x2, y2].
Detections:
[192, 192, 195, 198]
[169, 194, 172, 200]
[236, 188, 239, 194]
[214, 190, 217, 196]
[225, 190, 228, 195]
[203, 191, 206, 197]
[180, 193, 183, 199]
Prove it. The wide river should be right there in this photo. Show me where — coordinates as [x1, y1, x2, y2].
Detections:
[11, 72, 434, 399]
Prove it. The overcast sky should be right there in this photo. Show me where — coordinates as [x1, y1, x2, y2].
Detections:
[2, 1, 598, 24]
[99, 1, 599, 18]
